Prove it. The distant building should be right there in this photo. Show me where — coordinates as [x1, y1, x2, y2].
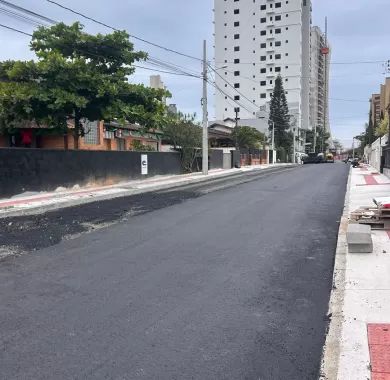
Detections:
[150, 75, 165, 90]
[370, 94, 381, 127]
[168, 104, 178, 114]
[213, 0, 312, 132]
[310, 26, 330, 134]
[380, 77, 390, 119]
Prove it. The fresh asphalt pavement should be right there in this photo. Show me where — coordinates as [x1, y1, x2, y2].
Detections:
[0, 163, 349, 380]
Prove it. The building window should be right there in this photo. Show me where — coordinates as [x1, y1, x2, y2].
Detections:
[234, 21, 240, 27]
[234, 9, 240, 14]
[234, 58, 240, 64]
[275, 54, 281, 59]
[285, 65, 289, 69]
[234, 71, 240, 76]
[234, 95, 240, 100]
[84, 121, 99, 145]
[261, 81, 266, 86]
[285, 53, 289, 56]
[260, 4, 266, 10]
[275, 15, 281, 21]
[275, 28, 281, 34]
[261, 43, 266, 48]
[285, 78, 289, 82]
[275, 2, 281, 8]
[234, 46, 240, 51]
[261, 17, 266, 23]
[234, 83, 240, 88]
[285, 40, 289, 43]
[260, 93, 266, 98]
[260, 68, 266, 73]
[275, 67, 281, 72]
[270, 80, 273, 84]
[260, 56, 266, 61]
[275, 41, 281, 46]
[260, 30, 266, 36]
[234, 34, 240, 39]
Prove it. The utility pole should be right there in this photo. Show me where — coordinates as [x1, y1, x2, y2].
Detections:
[322, 16, 329, 155]
[313, 124, 317, 153]
[202, 40, 208, 176]
[352, 137, 355, 159]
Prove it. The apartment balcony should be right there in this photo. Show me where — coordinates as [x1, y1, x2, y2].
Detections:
[266, 72, 275, 78]
[266, 47, 275, 53]
[267, 22, 275, 28]
[266, 60, 275, 65]
[266, 35, 275, 40]
[266, 8, 275, 14]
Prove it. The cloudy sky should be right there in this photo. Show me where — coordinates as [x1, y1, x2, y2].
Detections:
[0, 0, 388, 148]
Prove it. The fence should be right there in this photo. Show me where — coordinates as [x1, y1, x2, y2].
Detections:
[0, 148, 182, 197]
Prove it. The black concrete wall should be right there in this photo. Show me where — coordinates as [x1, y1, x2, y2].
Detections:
[209, 149, 224, 170]
[0, 148, 182, 197]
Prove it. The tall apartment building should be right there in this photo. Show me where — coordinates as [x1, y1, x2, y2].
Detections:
[213, 0, 312, 134]
[310, 26, 330, 134]
[370, 93, 381, 127]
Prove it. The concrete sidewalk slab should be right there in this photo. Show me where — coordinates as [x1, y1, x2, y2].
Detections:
[321, 165, 390, 380]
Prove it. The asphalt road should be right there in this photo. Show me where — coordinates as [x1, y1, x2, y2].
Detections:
[0, 163, 349, 380]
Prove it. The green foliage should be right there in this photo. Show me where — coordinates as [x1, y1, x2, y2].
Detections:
[131, 140, 156, 152]
[231, 126, 266, 150]
[306, 127, 331, 153]
[163, 112, 202, 172]
[269, 75, 292, 156]
[375, 113, 389, 137]
[0, 22, 169, 148]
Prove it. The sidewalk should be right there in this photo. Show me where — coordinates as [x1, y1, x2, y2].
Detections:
[321, 164, 390, 380]
[0, 164, 291, 217]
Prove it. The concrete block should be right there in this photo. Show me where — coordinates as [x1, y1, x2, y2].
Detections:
[347, 224, 373, 253]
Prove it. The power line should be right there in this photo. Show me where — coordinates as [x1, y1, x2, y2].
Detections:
[45, 0, 202, 62]
[0, 7, 47, 27]
[330, 98, 369, 103]
[0, 0, 57, 24]
[134, 65, 201, 78]
[0, 23, 32, 36]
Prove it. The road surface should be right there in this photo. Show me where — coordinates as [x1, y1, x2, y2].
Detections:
[0, 163, 349, 379]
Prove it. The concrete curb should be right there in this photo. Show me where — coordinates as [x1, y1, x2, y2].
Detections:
[319, 166, 351, 379]
[0, 164, 296, 218]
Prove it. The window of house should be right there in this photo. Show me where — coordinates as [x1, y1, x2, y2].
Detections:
[260, 93, 266, 98]
[260, 68, 266, 73]
[234, 58, 240, 64]
[275, 2, 281, 8]
[275, 54, 281, 59]
[275, 15, 281, 21]
[275, 41, 281, 47]
[234, 71, 240, 76]
[234, 95, 240, 100]
[261, 81, 266, 86]
[234, 83, 240, 88]
[285, 78, 288, 82]
[261, 18, 266, 23]
[234, 21, 240, 27]
[234, 46, 240, 51]
[270, 80, 273, 85]
[275, 28, 281, 34]
[234, 9, 240, 14]
[275, 67, 281, 72]
[260, 56, 266, 61]
[261, 43, 266, 48]
[260, 5, 266, 10]
[83, 121, 99, 145]
[260, 30, 266, 36]
[234, 34, 240, 39]
[285, 53, 289, 56]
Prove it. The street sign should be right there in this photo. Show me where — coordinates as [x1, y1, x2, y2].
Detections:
[141, 154, 148, 175]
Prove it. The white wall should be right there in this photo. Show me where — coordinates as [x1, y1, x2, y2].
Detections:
[214, 0, 311, 131]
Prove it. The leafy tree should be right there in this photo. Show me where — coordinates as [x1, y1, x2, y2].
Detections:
[163, 112, 202, 172]
[333, 139, 343, 153]
[131, 140, 156, 152]
[269, 75, 292, 158]
[0, 22, 168, 148]
[305, 127, 330, 153]
[375, 113, 389, 137]
[231, 126, 267, 150]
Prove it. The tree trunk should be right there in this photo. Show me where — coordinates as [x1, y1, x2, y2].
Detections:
[73, 112, 80, 150]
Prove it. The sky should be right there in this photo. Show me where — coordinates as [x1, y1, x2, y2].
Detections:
[0, 0, 388, 149]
